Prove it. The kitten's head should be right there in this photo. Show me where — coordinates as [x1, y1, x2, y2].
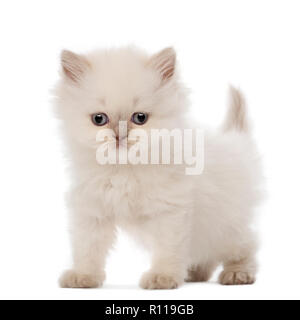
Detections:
[54, 47, 188, 153]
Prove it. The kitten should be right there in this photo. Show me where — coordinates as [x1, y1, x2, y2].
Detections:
[54, 47, 263, 289]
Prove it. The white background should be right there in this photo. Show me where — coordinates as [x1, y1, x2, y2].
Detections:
[0, 0, 299, 300]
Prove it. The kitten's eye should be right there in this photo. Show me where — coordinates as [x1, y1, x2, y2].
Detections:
[91, 113, 109, 126]
[131, 112, 148, 125]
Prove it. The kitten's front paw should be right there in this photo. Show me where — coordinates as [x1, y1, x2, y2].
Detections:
[219, 271, 255, 285]
[140, 271, 181, 290]
[59, 270, 104, 288]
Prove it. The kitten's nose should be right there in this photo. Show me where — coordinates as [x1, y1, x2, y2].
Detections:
[115, 135, 127, 148]
[116, 135, 126, 142]
[113, 121, 127, 139]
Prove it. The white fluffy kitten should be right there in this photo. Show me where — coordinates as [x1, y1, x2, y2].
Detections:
[54, 47, 263, 289]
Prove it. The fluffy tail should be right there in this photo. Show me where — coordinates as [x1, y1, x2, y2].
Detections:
[222, 86, 250, 133]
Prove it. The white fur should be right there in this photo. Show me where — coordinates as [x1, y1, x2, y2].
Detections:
[54, 47, 263, 289]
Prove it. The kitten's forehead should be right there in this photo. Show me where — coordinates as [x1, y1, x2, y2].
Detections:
[88, 49, 158, 95]
[81, 50, 159, 115]
[99, 97, 140, 119]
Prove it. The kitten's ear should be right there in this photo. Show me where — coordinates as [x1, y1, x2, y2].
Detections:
[60, 50, 90, 84]
[148, 47, 176, 83]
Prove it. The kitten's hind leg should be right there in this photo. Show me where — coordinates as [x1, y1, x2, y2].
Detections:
[186, 262, 218, 282]
[219, 255, 257, 285]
